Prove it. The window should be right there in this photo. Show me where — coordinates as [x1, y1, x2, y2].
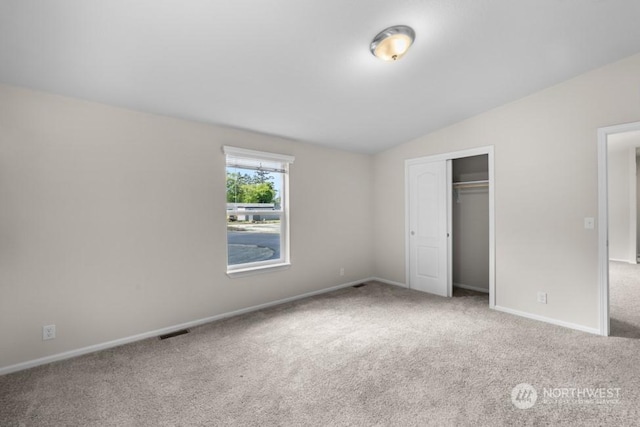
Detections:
[223, 146, 294, 275]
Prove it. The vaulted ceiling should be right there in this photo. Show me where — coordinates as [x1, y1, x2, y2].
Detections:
[1, 0, 640, 153]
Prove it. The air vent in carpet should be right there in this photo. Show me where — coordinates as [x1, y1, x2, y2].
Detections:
[159, 329, 190, 340]
[352, 283, 367, 288]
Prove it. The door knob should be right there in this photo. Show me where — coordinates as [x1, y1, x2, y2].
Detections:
[411, 231, 415, 236]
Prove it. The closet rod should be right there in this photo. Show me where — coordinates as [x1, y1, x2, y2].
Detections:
[452, 180, 489, 189]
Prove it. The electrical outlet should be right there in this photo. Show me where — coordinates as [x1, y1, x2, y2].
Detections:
[584, 217, 595, 230]
[43, 324, 56, 341]
[339, 268, 345, 276]
[537, 292, 547, 304]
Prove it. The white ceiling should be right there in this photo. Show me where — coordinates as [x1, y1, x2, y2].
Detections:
[1, 1, 640, 154]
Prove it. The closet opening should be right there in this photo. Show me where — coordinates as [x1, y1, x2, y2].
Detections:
[405, 146, 495, 307]
[452, 155, 490, 299]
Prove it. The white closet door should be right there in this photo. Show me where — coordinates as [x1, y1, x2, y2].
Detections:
[408, 160, 450, 297]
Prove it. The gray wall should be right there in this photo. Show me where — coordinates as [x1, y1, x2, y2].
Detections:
[452, 155, 489, 183]
[607, 131, 640, 263]
[4, 52, 640, 370]
[607, 139, 636, 262]
[373, 52, 640, 330]
[0, 85, 374, 370]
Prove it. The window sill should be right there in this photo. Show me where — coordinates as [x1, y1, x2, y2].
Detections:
[226, 262, 291, 278]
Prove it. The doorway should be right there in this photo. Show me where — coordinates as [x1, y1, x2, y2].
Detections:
[405, 146, 495, 307]
[597, 121, 640, 336]
[452, 155, 490, 295]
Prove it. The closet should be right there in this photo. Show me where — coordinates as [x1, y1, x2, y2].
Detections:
[406, 147, 493, 302]
[452, 155, 489, 294]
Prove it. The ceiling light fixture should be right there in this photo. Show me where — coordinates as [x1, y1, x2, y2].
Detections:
[370, 25, 415, 61]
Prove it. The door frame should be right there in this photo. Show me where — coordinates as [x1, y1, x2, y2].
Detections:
[597, 120, 640, 336]
[405, 146, 495, 307]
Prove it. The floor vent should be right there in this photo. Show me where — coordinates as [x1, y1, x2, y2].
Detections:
[159, 329, 190, 340]
[352, 283, 367, 288]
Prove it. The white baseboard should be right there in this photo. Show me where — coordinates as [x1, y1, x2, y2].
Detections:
[0, 278, 369, 376]
[493, 305, 600, 335]
[609, 258, 637, 264]
[453, 282, 489, 294]
[368, 277, 407, 288]
[3, 278, 600, 375]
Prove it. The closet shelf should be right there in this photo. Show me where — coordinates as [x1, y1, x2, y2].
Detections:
[452, 180, 489, 189]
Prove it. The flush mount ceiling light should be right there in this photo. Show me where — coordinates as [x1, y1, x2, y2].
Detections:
[370, 25, 415, 61]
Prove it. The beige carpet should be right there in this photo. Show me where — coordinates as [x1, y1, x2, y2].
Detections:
[1, 269, 639, 426]
[610, 261, 640, 339]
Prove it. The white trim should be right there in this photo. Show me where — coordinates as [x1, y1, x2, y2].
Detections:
[598, 127, 610, 337]
[227, 210, 282, 215]
[226, 262, 291, 278]
[370, 277, 408, 288]
[597, 120, 640, 337]
[404, 164, 411, 295]
[454, 282, 489, 294]
[404, 146, 496, 307]
[488, 148, 496, 308]
[224, 147, 291, 273]
[373, 278, 598, 336]
[446, 159, 453, 297]
[608, 258, 637, 264]
[0, 278, 369, 376]
[405, 146, 494, 166]
[222, 145, 295, 164]
[629, 147, 637, 263]
[493, 305, 600, 335]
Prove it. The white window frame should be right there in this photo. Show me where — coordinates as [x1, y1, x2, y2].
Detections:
[223, 146, 294, 277]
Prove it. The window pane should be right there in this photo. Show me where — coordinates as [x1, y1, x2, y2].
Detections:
[227, 217, 281, 265]
[226, 166, 283, 207]
[226, 165, 284, 267]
